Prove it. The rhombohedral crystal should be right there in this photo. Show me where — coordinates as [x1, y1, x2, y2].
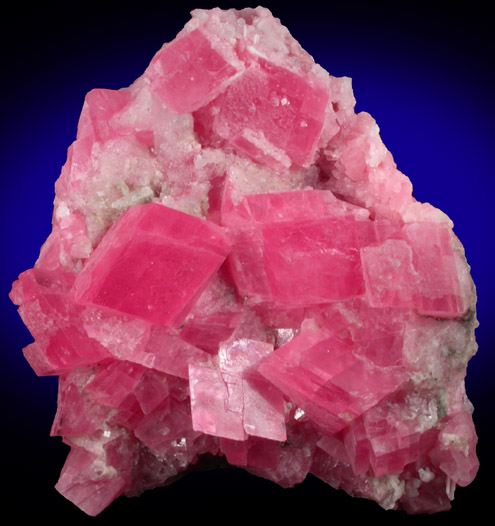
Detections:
[10, 6, 479, 516]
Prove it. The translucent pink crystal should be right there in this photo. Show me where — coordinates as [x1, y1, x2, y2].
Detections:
[258, 320, 406, 434]
[72, 202, 230, 326]
[9, 6, 479, 516]
[147, 27, 242, 114]
[190, 338, 286, 442]
[194, 59, 329, 169]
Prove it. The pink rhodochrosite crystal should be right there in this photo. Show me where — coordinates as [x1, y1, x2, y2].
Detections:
[10, 6, 479, 516]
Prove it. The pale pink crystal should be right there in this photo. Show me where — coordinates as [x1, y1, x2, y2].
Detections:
[189, 338, 286, 442]
[9, 6, 479, 516]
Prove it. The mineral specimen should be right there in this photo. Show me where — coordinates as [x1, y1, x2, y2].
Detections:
[10, 6, 479, 516]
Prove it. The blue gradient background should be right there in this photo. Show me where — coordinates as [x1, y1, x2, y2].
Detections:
[2, 1, 493, 521]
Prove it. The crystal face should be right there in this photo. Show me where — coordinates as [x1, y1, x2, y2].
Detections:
[9, 6, 479, 516]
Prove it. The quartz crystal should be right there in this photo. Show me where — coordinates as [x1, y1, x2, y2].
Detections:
[10, 6, 479, 516]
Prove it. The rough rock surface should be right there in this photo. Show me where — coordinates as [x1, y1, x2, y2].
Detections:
[10, 7, 479, 516]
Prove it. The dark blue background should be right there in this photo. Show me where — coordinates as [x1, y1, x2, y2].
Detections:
[2, 1, 493, 522]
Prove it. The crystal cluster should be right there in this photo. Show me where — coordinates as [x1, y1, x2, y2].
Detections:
[10, 7, 479, 516]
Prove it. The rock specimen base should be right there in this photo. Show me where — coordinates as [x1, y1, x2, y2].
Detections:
[10, 6, 479, 516]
